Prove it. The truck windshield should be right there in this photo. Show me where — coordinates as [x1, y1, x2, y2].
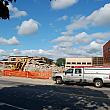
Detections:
[65, 69, 73, 76]
[65, 69, 73, 73]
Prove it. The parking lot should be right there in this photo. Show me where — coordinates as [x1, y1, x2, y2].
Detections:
[0, 76, 110, 110]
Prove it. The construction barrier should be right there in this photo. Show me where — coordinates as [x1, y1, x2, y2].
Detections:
[28, 71, 52, 79]
[0, 70, 3, 76]
[3, 70, 52, 79]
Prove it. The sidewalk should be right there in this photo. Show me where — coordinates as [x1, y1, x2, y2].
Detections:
[0, 76, 55, 85]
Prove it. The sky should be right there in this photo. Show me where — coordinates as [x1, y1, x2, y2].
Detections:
[0, 0, 110, 59]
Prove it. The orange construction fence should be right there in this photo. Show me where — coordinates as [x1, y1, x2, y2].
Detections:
[3, 70, 52, 79]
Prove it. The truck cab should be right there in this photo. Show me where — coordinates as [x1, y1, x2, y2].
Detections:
[53, 68, 84, 84]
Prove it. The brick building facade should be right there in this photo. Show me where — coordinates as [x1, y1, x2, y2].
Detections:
[103, 40, 110, 65]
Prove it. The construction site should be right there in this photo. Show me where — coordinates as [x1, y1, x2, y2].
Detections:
[0, 56, 64, 79]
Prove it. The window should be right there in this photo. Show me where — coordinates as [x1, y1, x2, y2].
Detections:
[82, 62, 86, 65]
[72, 62, 76, 64]
[108, 47, 110, 51]
[77, 62, 81, 64]
[65, 69, 73, 76]
[66, 66, 70, 67]
[66, 69, 73, 73]
[87, 62, 92, 65]
[75, 69, 82, 74]
[107, 57, 110, 61]
[67, 62, 71, 64]
[11, 58, 16, 61]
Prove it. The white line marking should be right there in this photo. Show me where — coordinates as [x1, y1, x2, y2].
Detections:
[0, 102, 29, 110]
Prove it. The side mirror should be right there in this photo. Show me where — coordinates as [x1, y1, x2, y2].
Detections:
[63, 70, 65, 73]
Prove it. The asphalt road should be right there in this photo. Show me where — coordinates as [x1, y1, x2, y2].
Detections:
[0, 80, 110, 110]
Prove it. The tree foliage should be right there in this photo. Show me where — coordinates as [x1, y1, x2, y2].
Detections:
[42, 57, 54, 65]
[0, 0, 16, 19]
[56, 58, 65, 67]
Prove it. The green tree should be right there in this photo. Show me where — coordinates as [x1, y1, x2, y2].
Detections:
[0, 0, 16, 19]
[56, 58, 65, 67]
[42, 57, 54, 65]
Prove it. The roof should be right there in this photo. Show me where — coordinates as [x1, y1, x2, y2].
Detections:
[72, 66, 110, 68]
[103, 40, 110, 48]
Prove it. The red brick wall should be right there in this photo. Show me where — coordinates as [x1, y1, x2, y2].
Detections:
[103, 40, 110, 65]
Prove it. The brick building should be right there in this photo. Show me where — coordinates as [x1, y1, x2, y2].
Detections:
[103, 40, 110, 65]
[92, 57, 103, 66]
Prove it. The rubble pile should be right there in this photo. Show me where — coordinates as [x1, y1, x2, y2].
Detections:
[0, 56, 64, 73]
[24, 57, 64, 73]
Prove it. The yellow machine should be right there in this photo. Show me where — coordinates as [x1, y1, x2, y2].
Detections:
[11, 58, 28, 71]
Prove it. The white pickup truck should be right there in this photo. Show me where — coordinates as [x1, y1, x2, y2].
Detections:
[52, 67, 110, 88]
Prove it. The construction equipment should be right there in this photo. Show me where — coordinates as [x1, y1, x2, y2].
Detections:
[11, 58, 28, 71]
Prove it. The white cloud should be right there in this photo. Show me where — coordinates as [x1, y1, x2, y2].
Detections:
[0, 36, 20, 45]
[87, 3, 110, 26]
[66, 16, 88, 32]
[51, 36, 85, 57]
[51, 0, 78, 10]
[50, 3, 110, 58]
[8, 3, 27, 18]
[74, 32, 110, 44]
[0, 49, 7, 56]
[52, 32, 110, 46]
[0, 40, 104, 59]
[0, 49, 54, 59]
[17, 19, 39, 35]
[20, 49, 52, 57]
[58, 15, 68, 21]
[53, 40, 103, 57]
[51, 35, 73, 43]
[12, 49, 21, 55]
[51, 35, 74, 47]
[66, 3, 110, 32]
[81, 41, 103, 56]
[90, 41, 102, 50]
[0, 31, 108, 59]
[74, 32, 91, 44]
[88, 32, 110, 39]
[50, 31, 110, 58]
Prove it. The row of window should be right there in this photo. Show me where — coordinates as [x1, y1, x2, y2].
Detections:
[93, 61, 103, 64]
[66, 62, 92, 65]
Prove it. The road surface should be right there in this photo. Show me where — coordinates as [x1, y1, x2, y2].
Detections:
[0, 79, 110, 110]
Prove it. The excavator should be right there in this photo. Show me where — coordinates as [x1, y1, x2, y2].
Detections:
[11, 58, 28, 71]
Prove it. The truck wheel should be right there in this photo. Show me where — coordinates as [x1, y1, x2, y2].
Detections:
[56, 77, 62, 84]
[94, 79, 103, 88]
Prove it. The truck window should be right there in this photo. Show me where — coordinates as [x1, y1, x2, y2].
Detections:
[75, 69, 82, 74]
[65, 69, 73, 73]
[65, 69, 73, 76]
